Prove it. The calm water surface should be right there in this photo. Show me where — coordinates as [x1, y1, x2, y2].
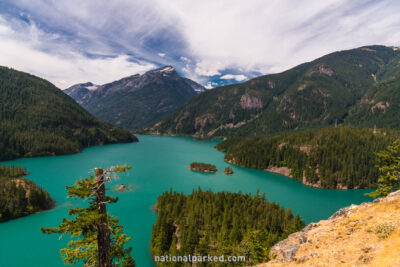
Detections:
[0, 135, 372, 266]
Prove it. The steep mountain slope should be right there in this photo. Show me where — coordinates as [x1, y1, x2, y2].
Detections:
[216, 127, 400, 189]
[0, 66, 137, 161]
[63, 82, 98, 104]
[261, 190, 400, 266]
[148, 45, 400, 137]
[64, 66, 205, 130]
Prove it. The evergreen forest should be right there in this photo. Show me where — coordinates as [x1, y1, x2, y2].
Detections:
[0, 165, 53, 222]
[216, 127, 400, 189]
[151, 189, 304, 266]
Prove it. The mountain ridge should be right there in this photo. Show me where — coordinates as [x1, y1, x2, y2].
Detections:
[65, 66, 205, 130]
[146, 45, 400, 137]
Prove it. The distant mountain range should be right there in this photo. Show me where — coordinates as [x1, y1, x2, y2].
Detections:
[65, 66, 205, 130]
[146, 45, 400, 137]
[0, 66, 137, 161]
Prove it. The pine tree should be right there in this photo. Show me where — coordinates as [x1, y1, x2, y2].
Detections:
[41, 165, 134, 266]
[368, 140, 400, 198]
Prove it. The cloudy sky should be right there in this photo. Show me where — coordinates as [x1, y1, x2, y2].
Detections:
[1, 0, 400, 89]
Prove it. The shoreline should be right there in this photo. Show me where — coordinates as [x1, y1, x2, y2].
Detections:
[0, 200, 55, 223]
[225, 158, 367, 190]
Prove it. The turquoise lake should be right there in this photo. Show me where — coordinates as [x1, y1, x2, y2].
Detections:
[0, 135, 372, 266]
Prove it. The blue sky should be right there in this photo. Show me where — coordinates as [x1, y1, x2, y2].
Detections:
[0, 0, 400, 89]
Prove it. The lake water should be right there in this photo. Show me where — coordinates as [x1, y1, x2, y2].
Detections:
[0, 135, 372, 266]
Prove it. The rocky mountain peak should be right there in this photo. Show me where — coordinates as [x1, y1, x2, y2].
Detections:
[156, 65, 175, 73]
[144, 66, 178, 79]
[63, 65, 205, 129]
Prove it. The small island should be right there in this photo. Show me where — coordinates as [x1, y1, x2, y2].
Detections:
[189, 162, 218, 173]
[114, 184, 134, 192]
[224, 166, 234, 174]
[116, 184, 127, 191]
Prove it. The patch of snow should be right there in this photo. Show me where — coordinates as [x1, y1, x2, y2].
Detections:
[159, 66, 174, 73]
[86, 85, 99, 90]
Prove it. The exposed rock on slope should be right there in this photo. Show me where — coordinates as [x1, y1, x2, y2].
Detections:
[64, 66, 205, 130]
[259, 191, 400, 266]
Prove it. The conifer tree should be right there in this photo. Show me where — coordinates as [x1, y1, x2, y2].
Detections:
[41, 165, 134, 266]
[368, 140, 400, 198]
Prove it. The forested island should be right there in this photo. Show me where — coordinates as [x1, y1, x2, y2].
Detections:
[0, 165, 53, 222]
[189, 162, 218, 173]
[151, 189, 305, 266]
[216, 127, 400, 189]
[0, 66, 137, 161]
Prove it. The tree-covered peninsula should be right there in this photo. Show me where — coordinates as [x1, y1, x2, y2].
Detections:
[0, 66, 137, 161]
[216, 127, 400, 189]
[0, 165, 53, 222]
[151, 189, 305, 266]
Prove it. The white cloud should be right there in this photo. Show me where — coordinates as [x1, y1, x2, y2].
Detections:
[194, 59, 229, 76]
[204, 81, 218, 89]
[2, 0, 400, 87]
[180, 56, 190, 62]
[158, 52, 166, 57]
[220, 74, 248, 82]
[156, 0, 400, 75]
[0, 15, 156, 88]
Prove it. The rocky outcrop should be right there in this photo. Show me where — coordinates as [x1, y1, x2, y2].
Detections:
[240, 94, 263, 109]
[259, 190, 400, 267]
[267, 80, 275, 89]
[318, 65, 334, 76]
[372, 101, 390, 113]
[265, 166, 292, 178]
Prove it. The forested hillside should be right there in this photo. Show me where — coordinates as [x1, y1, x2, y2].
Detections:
[148, 45, 400, 137]
[0, 165, 53, 222]
[216, 127, 400, 189]
[151, 189, 304, 266]
[0, 66, 137, 161]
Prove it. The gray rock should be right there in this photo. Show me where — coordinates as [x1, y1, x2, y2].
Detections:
[388, 190, 400, 197]
[303, 222, 318, 231]
[298, 233, 307, 244]
[297, 255, 309, 263]
[281, 245, 299, 262]
[310, 252, 322, 258]
[329, 205, 358, 220]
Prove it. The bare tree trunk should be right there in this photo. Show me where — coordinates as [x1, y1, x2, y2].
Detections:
[95, 168, 112, 267]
